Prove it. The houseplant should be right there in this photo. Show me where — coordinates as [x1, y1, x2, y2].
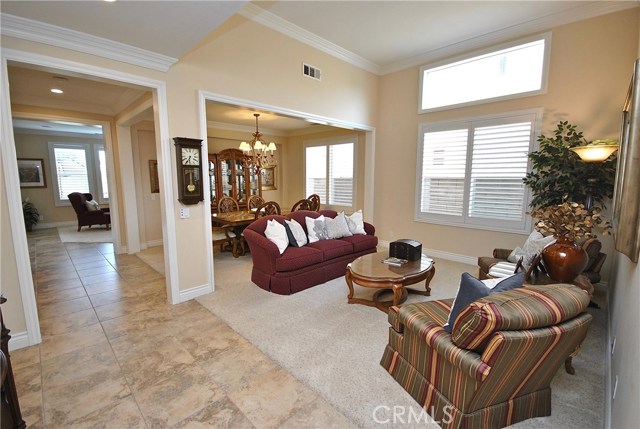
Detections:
[522, 121, 617, 210]
[530, 201, 610, 281]
[22, 198, 39, 231]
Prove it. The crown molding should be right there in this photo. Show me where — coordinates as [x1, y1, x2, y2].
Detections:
[238, 4, 381, 75]
[1, 13, 177, 72]
[240, 2, 638, 76]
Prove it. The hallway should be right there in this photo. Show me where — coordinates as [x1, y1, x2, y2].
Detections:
[9, 228, 351, 428]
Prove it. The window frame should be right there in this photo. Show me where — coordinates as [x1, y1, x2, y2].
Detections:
[48, 141, 109, 206]
[419, 32, 551, 114]
[304, 135, 357, 210]
[414, 109, 542, 234]
[93, 144, 109, 204]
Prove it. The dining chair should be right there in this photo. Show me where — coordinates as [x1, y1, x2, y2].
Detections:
[254, 201, 281, 219]
[216, 196, 240, 252]
[218, 196, 239, 213]
[248, 194, 265, 210]
[307, 194, 321, 211]
[291, 198, 313, 212]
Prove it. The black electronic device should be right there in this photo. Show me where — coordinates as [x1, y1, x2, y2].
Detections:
[389, 239, 422, 261]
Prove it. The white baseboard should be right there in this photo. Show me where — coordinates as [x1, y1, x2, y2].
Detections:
[140, 239, 164, 250]
[177, 283, 213, 303]
[8, 331, 31, 351]
[34, 220, 75, 230]
[378, 240, 477, 266]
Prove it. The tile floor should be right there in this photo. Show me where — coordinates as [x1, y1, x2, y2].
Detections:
[10, 228, 353, 428]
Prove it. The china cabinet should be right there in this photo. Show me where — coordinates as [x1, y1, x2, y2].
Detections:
[208, 149, 261, 212]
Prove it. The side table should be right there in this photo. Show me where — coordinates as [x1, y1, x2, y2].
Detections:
[1, 296, 26, 429]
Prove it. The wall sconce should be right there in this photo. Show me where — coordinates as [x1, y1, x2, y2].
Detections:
[570, 140, 619, 162]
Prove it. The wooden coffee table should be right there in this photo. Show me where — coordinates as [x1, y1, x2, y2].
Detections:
[345, 251, 435, 313]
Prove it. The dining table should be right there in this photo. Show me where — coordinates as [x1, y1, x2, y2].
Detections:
[211, 210, 256, 258]
[212, 207, 292, 257]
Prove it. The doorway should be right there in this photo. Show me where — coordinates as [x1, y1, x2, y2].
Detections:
[0, 51, 178, 348]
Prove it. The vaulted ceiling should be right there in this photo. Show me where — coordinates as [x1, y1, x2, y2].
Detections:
[3, 1, 638, 134]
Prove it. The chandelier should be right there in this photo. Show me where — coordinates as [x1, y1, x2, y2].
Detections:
[239, 113, 277, 173]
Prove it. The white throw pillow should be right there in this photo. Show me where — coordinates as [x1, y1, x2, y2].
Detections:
[508, 231, 555, 267]
[325, 212, 352, 239]
[85, 199, 100, 211]
[284, 219, 308, 247]
[305, 215, 325, 243]
[481, 272, 523, 289]
[265, 219, 289, 254]
[346, 210, 366, 235]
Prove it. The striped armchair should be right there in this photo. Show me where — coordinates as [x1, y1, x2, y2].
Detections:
[380, 283, 592, 429]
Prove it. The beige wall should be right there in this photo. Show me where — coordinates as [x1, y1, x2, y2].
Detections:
[132, 124, 163, 246]
[608, 11, 640, 428]
[14, 131, 106, 224]
[376, 10, 639, 276]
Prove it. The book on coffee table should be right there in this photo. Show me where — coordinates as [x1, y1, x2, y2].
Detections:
[382, 257, 408, 266]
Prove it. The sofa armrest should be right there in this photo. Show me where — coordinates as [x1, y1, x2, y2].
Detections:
[364, 221, 375, 236]
[420, 324, 492, 382]
[396, 306, 491, 382]
[243, 229, 280, 273]
[493, 248, 512, 259]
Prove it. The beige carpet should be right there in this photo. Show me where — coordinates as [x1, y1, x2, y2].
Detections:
[57, 225, 112, 243]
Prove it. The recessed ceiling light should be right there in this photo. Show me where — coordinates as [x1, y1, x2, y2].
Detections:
[50, 88, 63, 94]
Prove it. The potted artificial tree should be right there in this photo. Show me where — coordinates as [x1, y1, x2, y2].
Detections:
[22, 198, 39, 231]
[523, 121, 617, 281]
[523, 121, 617, 210]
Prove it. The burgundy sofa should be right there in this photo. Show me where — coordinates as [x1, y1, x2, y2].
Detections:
[243, 210, 378, 295]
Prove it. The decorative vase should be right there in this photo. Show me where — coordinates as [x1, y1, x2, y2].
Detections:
[541, 238, 589, 282]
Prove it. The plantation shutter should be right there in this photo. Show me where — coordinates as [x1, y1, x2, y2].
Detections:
[420, 128, 468, 216]
[417, 111, 537, 232]
[53, 146, 90, 200]
[329, 143, 353, 205]
[469, 122, 531, 221]
[305, 145, 326, 203]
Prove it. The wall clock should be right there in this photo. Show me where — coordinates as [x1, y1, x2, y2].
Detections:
[173, 137, 204, 205]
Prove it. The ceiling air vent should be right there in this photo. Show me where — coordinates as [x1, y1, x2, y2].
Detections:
[302, 63, 321, 81]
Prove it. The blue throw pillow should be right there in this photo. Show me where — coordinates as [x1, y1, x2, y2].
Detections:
[443, 272, 524, 333]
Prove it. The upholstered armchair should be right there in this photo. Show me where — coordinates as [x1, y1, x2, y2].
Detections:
[478, 237, 606, 283]
[67, 192, 110, 231]
[381, 283, 592, 429]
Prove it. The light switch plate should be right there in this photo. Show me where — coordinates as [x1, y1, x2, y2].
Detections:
[180, 208, 190, 219]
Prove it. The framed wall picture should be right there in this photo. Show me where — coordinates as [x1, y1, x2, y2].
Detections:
[149, 160, 159, 193]
[613, 59, 640, 263]
[17, 158, 46, 188]
[261, 165, 277, 190]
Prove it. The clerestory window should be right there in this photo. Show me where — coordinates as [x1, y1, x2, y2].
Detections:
[420, 34, 550, 112]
